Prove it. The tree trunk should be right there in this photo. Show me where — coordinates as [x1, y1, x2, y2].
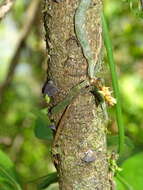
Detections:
[43, 0, 112, 189]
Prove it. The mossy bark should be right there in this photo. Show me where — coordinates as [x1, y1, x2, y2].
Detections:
[43, 0, 112, 189]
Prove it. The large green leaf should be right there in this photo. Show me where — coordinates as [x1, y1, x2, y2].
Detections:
[0, 150, 22, 190]
[116, 177, 126, 190]
[34, 111, 53, 140]
[116, 152, 143, 190]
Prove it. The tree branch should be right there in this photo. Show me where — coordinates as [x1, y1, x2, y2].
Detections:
[0, 0, 15, 20]
[43, 0, 111, 189]
[0, 0, 41, 103]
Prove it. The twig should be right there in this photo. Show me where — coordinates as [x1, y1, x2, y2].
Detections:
[0, 0, 41, 103]
[0, 0, 15, 20]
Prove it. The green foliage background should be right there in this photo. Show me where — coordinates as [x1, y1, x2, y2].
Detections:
[0, 0, 143, 189]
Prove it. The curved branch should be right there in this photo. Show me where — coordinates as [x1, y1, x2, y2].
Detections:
[0, 0, 41, 103]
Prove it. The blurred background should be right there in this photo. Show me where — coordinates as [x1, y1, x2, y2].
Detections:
[0, 0, 143, 189]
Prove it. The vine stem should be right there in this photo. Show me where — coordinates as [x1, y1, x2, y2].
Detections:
[102, 13, 125, 157]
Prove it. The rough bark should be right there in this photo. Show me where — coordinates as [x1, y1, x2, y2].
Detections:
[43, 0, 112, 189]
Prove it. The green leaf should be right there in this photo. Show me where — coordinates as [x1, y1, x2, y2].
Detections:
[0, 166, 22, 190]
[0, 150, 17, 180]
[0, 150, 22, 190]
[37, 172, 58, 189]
[0, 149, 14, 170]
[115, 174, 133, 190]
[116, 152, 143, 190]
[0, 177, 15, 190]
[34, 112, 53, 140]
[44, 95, 50, 104]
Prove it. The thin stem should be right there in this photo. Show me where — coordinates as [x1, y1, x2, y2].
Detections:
[102, 13, 125, 157]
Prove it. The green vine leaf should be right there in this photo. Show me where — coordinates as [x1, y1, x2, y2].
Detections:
[34, 112, 53, 141]
[37, 172, 58, 189]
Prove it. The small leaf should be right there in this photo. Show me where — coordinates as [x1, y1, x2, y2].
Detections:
[44, 95, 50, 104]
[37, 172, 58, 189]
[34, 113, 53, 140]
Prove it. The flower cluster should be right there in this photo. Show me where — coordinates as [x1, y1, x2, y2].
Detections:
[99, 86, 117, 106]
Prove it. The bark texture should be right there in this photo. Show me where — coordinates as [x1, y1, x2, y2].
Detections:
[43, 0, 112, 189]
